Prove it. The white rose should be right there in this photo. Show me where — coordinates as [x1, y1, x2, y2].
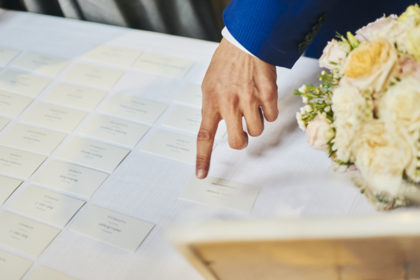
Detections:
[319, 39, 349, 70]
[353, 121, 413, 196]
[306, 114, 333, 151]
[356, 15, 415, 51]
[379, 77, 420, 131]
[343, 40, 398, 94]
[331, 84, 372, 162]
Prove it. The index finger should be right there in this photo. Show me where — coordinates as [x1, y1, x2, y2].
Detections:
[196, 112, 220, 179]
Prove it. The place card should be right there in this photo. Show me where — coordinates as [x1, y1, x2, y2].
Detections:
[0, 70, 51, 98]
[84, 45, 142, 67]
[0, 146, 46, 179]
[174, 83, 201, 107]
[0, 211, 60, 257]
[0, 175, 22, 205]
[70, 205, 154, 251]
[57, 137, 130, 173]
[63, 63, 124, 89]
[0, 46, 20, 67]
[162, 105, 201, 134]
[0, 249, 32, 280]
[27, 266, 77, 280]
[140, 129, 195, 164]
[43, 83, 107, 110]
[0, 117, 8, 131]
[21, 102, 87, 132]
[0, 90, 33, 118]
[0, 124, 66, 155]
[99, 93, 167, 124]
[8, 185, 85, 228]
[132, 52, 193, 78]
[79, 114, 149, 147]
[32, 160, 108, 198]
[180, 176, 260, 212]
[11, 51, 69, 76]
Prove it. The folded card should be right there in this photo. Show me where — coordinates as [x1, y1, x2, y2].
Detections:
[0, 124, 66, 155]
[0, 146, 46, 179]
[12, 51, 69, 76]
[180, 176, 260, 213]
[99, 93, 167, 125]
[32, 160, 108, 198]
[43, 83, 107, 110]
[0, 90, 33, 118]
[0, 70, 50, 98]
[63, 63, 124, 89]
[21, 102, 87, 132]
[79, 114, 149, 147]
[0, 211, 60, 257]
[7, 185, 85, 228]
[0, 46, 20, 67]
[140, 129, 195, 164]
[0, 249, 32, 280]
[57, 137, 130, 173]
[27, 266, 77, 280]
[0, 175, 22, 205]
[84, 45, 142, 67]
[174, 83, 201, 107]
[70, 205, 154, 251]
[132, 52, 193, 78]
[0, 117, 8, 131]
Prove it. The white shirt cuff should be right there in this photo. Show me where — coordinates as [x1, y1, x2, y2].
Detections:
[221, 26, 255, 57]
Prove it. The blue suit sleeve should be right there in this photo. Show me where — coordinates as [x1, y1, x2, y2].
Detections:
[223, 0, 335, 67]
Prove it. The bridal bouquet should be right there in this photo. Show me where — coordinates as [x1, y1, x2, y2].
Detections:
[295, 5, 420, 210]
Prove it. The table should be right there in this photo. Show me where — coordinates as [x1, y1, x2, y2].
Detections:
[0, 9, 378, 280]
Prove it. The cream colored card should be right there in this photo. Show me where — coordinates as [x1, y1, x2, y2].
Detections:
[0, 70, 51, 98]
[8, 185, 85, 228]
[57, 137, 130, 173]
[84, 45, 142, 67]
[79, 114, 149, 147]
[43, 83, 107, 110]
[0, 117, 8, 131]
[70, 205, 154, 251]
[0, 90, 33, 118]
[0, 46, 20, 67]
[162, 105, 201, 134]
[32, 160, 108, 198]
[0, 124, 66, 155]
[174, 83, 201, 107]
[0, 175, 22, 205]
[140, 129, 195, 164]
[63, 63, 124, 89]
[27, 266, 77, 280]
[99, 94, 167, 125]
[11, 51, 69, 76]
[180, 176, 260, 213]
[0, 146, 46, 179]
[0, 249, 32, 280]
[21, 102, 87, 132]
[132, 52, 194, 78]
[0, 211, 60, 257]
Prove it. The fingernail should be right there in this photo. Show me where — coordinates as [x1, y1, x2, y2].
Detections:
[196, 169, 206, 179]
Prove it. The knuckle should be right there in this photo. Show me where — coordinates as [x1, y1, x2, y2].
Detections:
[229, 136, 248, 150]
[196, 155, 210, 168]
[197, 128, 213, 142]
[248, 126, 263, 137]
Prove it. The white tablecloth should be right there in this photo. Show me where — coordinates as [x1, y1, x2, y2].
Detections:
[0, 9, 378, 280]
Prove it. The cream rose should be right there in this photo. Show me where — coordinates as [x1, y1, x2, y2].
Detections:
[343, 40, 398, 94]
[306, 114, 333, 151]
[399, 4, 420, 25]
[406, 26, 420, 60]
[331, 84, 372, 162]
[319, 39, 349, 70]
[356, 15, 414, 50]
[353, 121, 412, 196]
[379, 77, 420, 130]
